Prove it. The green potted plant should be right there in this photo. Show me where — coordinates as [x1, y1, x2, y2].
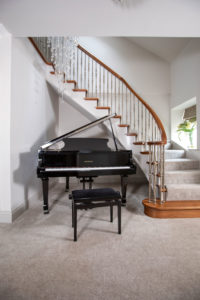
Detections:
[177, 118, 196, 148]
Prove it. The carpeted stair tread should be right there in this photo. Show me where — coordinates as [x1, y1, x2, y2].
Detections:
[165, 149, 185, 159]
[167, 184, 200, 201]
[165, 169, 200, 184]
[165, 159, 200, 171]
[166, 169, 200, 174]
[166, 158, 197, 162]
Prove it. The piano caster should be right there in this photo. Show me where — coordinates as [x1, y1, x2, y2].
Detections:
[80, 177, 93, 190]
[43, 205, 49, 214]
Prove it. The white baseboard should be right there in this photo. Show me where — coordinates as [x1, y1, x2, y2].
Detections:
[0, 211, 12, 223]
[5, 179, 59, 223]
[0, 203, 26, 223]
[12, 203, 26, 222]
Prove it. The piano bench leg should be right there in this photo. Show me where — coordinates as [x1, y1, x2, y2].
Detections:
[73, 206, 77, 242]
[72, 201, 74, 228]
[110, 203, 113, 222]
[118, 200, 121, 234]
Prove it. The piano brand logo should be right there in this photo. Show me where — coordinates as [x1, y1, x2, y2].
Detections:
[84, 160, 94, 163]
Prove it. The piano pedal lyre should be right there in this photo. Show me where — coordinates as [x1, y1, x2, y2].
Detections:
[80, 177, 94, 190]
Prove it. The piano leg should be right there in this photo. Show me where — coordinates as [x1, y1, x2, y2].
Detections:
[89, 177, 93, 189]
[42, 177, 49, 214]
[66, 176, 69, 191]
[121, 175, 128, 205]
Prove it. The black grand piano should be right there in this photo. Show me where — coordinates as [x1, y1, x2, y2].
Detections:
[37, 114, 137, 213]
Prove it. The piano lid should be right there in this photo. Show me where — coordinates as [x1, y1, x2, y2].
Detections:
[40, 113, 116, 150]
[62, 138, 111, 151]
[48, 138, 111, 151]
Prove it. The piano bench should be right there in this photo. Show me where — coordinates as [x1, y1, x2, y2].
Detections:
[70, 188, 122, 241]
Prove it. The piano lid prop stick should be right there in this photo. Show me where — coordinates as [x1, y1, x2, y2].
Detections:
[109, 118, 118, 151]
[41, 113, 116, 150]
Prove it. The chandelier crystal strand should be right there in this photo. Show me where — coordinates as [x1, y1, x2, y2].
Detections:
[48, 36, 78, 95]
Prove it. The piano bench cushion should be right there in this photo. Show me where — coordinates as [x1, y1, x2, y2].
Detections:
[72, 188, 121, 202]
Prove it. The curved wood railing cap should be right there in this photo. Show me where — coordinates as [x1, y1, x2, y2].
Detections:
[29, 37, 52, 66]
[29, 38, 167, 145]
[78, 45, 167, 144]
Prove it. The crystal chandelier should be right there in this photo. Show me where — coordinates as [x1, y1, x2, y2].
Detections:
[47, 36, 78, 94]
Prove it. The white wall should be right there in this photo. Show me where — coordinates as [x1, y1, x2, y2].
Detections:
[1, 0, 200, 37]
[0, 25, 12, 222]
[171, 39, 200, 149]
[79, 37, 170, 138]
[9, 38, 59, 220]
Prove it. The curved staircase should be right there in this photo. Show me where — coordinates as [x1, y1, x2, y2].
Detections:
[144, 144, 200, 218]
[29, 37, 200, 218]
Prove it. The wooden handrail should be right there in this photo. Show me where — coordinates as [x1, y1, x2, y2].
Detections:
[77, 44, 167, 144]
[29, 38, 167, 144]
[77, 45, 123, 81]
[28, 37, 53, 66]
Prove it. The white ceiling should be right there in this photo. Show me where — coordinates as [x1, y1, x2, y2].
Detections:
[0, 0, 200, 37]
[126, 37, 191, 62]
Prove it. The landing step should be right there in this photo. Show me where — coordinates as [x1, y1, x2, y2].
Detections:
[143, 199, 200, 218]
[113, 115, 121, 119]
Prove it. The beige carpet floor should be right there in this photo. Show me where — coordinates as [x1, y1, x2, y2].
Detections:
[0, 182, 200, 300]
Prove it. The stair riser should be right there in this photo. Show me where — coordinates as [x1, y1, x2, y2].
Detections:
[165, 161, 200, 171]
[167, 190, 200, 201]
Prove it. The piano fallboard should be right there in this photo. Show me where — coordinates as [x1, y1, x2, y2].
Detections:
[38, 150, 133, 168]
[37, 149, 136, 178]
